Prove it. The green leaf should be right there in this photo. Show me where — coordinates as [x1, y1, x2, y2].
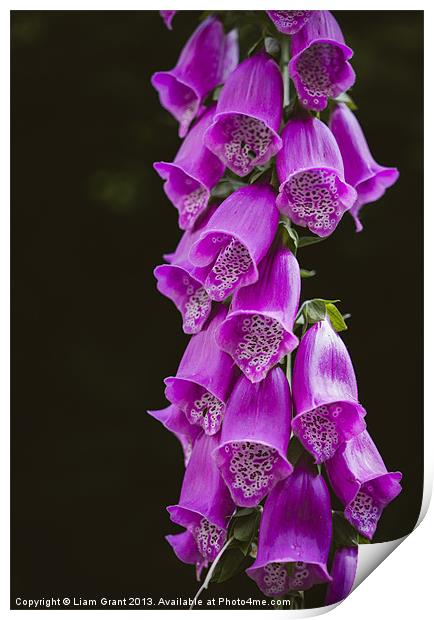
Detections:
[233, 507, 255, 518]
[300, 268, 316, 278]
[332, 512, 359, 548]
[304, 299, 327, 323]
[334, 91, 358, 111]
[279, 220, 299, 254]
[298, 235, 326, 249]
[210, 546, 248, 583]
[326, 303, 348, 332]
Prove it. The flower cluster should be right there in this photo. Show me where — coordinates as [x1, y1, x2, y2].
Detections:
[149, 10, 401, 608]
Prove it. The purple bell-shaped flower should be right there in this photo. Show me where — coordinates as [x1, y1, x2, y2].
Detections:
[213, 367, 293, 508]
[246, 454, 332, 597]
[152, 18, 239, 137]
[276, 115, 357, 237]
[164, 306, 237, 435]
[326, 430, 402, 539]
[289, 11, 355, 112]
[329, 103, 399, 232]
[154, 204, 219, 335]
[153, 106, 225, 231]
[204, 52, 283, 177]
[167, 432, 235, 565]
[189, 184, 279, 302]
[166, 529, 207, 580]
[292, 319, 366, 463]
[160, 10, 176, 30]
[216, 240, 300, 382]
[325, 546, 358, 606]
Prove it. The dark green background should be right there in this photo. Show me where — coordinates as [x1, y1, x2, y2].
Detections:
[11, 10, 423, 610]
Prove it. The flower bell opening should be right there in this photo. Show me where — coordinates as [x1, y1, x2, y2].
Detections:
[205, 113, 276, 177]
[204, 235, 254, 301]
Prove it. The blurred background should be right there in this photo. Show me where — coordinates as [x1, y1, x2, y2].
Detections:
[11, 10, 423, 610]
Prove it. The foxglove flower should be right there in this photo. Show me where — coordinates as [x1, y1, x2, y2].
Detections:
[276, 116, 357, 237]
[164, 306, 236, 435]
[204, 52, 283, 176]
[216, 241, 300, 382]
[167, 432, 235, 565]
[329, 103, 399, 232]
[147, 404, 201, 466]
[160, 10, 176, 30]
[154, 106, 225, 231]
[189, 184, 279, 301]
[247, 455, 332, 597]
[154, 205, 219, 335]
[266, 10, 316, 35]
[213, 367, 293, 507]
[166, 530, 207, 580]
[292, 319, 366, 463]
[326, 430, 402, 539]
[289, 11, 355, 111]
[325, 546, 358, 606]
[152, 18, 239, 137]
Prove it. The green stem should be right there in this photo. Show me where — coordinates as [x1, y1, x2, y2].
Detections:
[281, 36, 290, 107]
[286, 351, 292, 389]
[189, 536, 234, 609]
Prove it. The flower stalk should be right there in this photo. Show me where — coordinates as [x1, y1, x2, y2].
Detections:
[151, 9, 402, 609]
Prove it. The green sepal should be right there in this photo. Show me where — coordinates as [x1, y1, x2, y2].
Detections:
[300, 268, 316, 278]
[297, 235, 326, 249]
[326, 303, 348, 332]
[334, 91, 358, 111]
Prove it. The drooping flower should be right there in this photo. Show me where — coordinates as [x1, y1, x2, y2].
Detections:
[189, 184, 279, 301]
[289, 10, 355, 112]
[147, 404, 201, 467]
[204, 52, 283, 176]
[166, 529, 207, 580]
[276, 116, 357, 237]
[154, 105, 225, 231]
[246, 454, 332, 597]
[154, 204, 219, 335]
[213, 367, 293, 507]
[164, 306, 237, 435]
[266, 10, 316, 35]
[160, 10, 176, 30]
[329, 103, 400, 232]
[326, 430, 402, 540]
[216, 240, 300, 382]
[292, 319, 366, 463]
[325, 546, 358, 606]
[152, 18, 239, 137]
[167, 432, 235, 565]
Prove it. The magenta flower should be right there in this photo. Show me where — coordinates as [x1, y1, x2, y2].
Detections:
[189, 184, 279, 301]
[329, 103, 400, 232]
[276, 116, 357, 237]
[160, 10, 176, 30]
[166, 529, 207, 580]
[266, 10, 316, 35]
[213, 367, 293, 507]
[154, 106, 225, 231]
[326, 430, 402, 540]
[154, 205, 219, 335]
[164, 306, 237, 435]
[216, 241, 300, 382]
[147, 404, 201, 467]
[292, 319, 366, 463]
[167, 432, 235, 564]
[289, 11, 355, 112]
[152, 18, 239, 137]
[204, 52, 283, 176]
[325, 546, 358, 606]
[247, 455, 332, 597]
